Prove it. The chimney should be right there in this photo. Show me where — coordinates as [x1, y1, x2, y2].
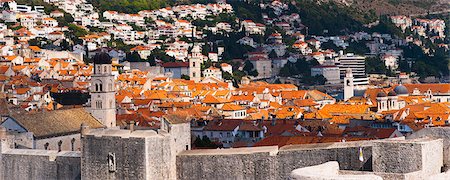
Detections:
[271, 115, 276, 126]
[129, 121, 135, 132]
[80, 123, 90, 138]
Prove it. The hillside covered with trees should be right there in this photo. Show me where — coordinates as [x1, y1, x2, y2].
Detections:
[88, 0, 216, 13]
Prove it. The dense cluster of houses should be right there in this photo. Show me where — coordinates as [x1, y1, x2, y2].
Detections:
[0, 0, 449, 150]
[2, 47, 450, 148]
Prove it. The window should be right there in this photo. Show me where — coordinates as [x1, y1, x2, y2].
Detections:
[193, 62, 196, 67]
[57, 140, 62, 152]
[95, 84, 99, 91]
[108, 152, 116, 172]
[96, 101, 102, 109]
[44, 142, 49, 150]
[99, 84, 103, 91]
[71, 138, 76, 151]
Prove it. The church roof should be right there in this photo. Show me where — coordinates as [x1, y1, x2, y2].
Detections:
[377, 91, 387, 97]
[394, 85, 408, 95]
[8, 108, 103, 139]
[388, 91, 397, 96]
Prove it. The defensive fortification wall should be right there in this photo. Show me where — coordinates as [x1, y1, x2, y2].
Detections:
[407, 127, 450, 168]
[0, 150, 80, 180]
[0, 129, 80, 180]
[177, 141, 373, 180]
[0, 126, 448, 180]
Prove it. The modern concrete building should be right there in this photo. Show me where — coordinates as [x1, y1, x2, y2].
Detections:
[311, 65, 340, 84]
[335, 53, 368, 86]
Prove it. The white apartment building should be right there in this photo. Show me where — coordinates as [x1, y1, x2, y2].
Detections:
[335, 53, 368, 86]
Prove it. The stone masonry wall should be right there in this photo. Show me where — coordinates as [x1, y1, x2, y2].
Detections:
[177, 141, 373, 180]
[0, 150, 80, 180]
[145, 132, 173, 180]
[407, 127, 450, 168]
[276, 143, 372, 179]
[177, 146, 279, 180]
[81, 135, 148, 179]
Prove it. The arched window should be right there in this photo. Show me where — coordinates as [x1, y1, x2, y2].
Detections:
[71, 138, 76, 151]
[58, 140, 62, 152]
[99, 84, 103, 91]
[95, 84, 99, 92]
[44, 142, 49, 150]
[96, 101, 102, 109]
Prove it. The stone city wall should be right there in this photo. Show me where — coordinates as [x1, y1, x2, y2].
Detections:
[0, 150, 80, 180]
[177, 141, 373, 180]
[81, 135, 148, 179]
[407, 127, 450, 168]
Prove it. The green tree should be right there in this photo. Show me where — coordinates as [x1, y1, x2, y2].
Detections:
[2, 2, 10, 11]
[193, 135, 218, 148]
[126, 51, 142, 62]
[243, 60, 254, 73]
[68, 23, 88, 37]
[365, 57, 388, 74]
[147, 48, 176, 63]
[248, 70, 259, 77]
[181, 74, 190, 80]
[268, 50, 278, 59]
[146, 56, 156, 66]
[346, 40, 369, 55]
[302, 75, 327, 85]
[201, 59, 212, 71]
[222, 71, 233, 80]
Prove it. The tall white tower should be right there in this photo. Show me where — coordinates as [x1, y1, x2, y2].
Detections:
[90, 52, 116, 128]
[189, 45, 202, 82]
[343, 68, 354, 101]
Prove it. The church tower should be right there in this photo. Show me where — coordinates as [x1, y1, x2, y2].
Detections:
[90, 52, 116, 128]
[189, 45, 202, 82]
[343, 68, 354, 101]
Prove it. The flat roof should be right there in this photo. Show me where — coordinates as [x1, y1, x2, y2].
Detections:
[4, 149, 81, 157]
[87, 128, 163, 138]
[179, 146, 279, 156]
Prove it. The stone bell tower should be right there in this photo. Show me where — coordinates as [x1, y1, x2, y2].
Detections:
[189, 45, 202, 82]
[90, 52, 116, 128]
[343, 68, 354, 101]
